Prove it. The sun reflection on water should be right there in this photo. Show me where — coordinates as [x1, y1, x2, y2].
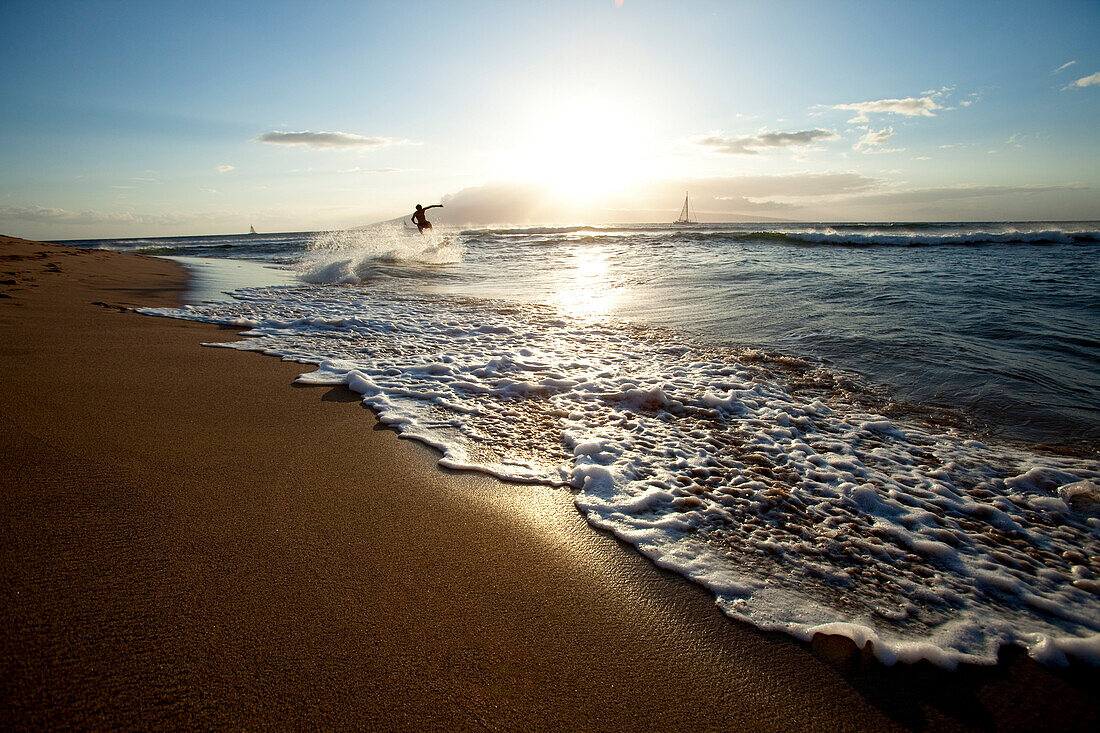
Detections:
[552, 246, 618, 319]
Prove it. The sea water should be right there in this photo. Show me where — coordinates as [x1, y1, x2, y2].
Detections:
[68, 222, 1100, 668]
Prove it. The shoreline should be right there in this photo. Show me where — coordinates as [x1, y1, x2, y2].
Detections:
[1, 235, 1097, 730]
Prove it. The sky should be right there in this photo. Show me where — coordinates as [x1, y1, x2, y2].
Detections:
[1, 0, 1098, 239]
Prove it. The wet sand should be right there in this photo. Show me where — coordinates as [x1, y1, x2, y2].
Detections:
[1, 235, 1097, 730]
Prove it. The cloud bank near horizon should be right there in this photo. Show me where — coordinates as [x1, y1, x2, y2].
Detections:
[0, 204, 218, 226]
[429, 173, 880, 224]
[3, 175, 1089, 239]
[421, 175, 1084, 225]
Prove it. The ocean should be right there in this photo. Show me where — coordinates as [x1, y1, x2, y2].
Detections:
[65, 221, 1100, 668]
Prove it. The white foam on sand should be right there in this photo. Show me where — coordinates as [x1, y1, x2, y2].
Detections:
[140, 284, 1100, 669]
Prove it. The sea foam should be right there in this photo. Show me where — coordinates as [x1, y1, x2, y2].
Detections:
[140, 282, 1100, 669]
[297, 228, 463, 284]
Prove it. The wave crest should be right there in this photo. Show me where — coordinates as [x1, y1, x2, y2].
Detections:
[297, 228, 464, 284]
[780, 228, 1100, 247]
[461, 225, 1100, 249]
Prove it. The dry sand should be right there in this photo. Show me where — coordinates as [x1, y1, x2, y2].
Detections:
[1, 235, 1097, 730]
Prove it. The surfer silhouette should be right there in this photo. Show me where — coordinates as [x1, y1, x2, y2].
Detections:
[411, 203, 442, 234]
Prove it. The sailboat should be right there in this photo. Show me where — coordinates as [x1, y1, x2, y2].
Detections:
[674, 191, 696, 224]
[248, 225, 258, 235]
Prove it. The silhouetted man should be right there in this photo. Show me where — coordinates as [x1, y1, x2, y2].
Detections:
[411, 203, 442, 233]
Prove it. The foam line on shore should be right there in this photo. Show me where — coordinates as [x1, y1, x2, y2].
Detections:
[141, 282, 1100, 669]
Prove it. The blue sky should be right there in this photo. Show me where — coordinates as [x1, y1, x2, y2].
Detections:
[2, 0, 1098, 238]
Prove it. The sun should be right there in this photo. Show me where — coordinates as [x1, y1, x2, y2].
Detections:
[509, 102, 650, 202]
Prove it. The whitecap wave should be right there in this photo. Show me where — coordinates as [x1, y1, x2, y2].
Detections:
[297, 227, 464, 284]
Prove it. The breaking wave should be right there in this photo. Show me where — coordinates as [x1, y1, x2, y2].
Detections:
[296, 228, 465, 284]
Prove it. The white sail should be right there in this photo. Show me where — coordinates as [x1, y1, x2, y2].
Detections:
[674, 192, 694, 224]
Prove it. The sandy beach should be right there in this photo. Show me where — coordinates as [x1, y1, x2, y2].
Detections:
[1, 235, 1097, 731]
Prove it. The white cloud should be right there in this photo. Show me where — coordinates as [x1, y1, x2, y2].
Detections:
[921, 85, 955, 97]
[1052, 60, 1077, 75]
[853, 127, 904, 153]
[957, 92, 981, 108]
[689, 129, 839, 155]
[255, 130, 404, 149]
[1064, 71, 1100, 90]
[828, 95, 943, 123]
[337, 167, 401, 174]
[216, 165, 235, 173]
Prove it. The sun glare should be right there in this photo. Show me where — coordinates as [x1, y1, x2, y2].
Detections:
[552, 245, 617, 318]
[511, 103, 648, 202]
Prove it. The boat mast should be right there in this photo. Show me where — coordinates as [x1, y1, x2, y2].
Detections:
[676, 191, 692, 223]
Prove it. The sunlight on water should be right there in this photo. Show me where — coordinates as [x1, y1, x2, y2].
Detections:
[552, 245, 618, 318]
[112, 220, 1100, 668]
